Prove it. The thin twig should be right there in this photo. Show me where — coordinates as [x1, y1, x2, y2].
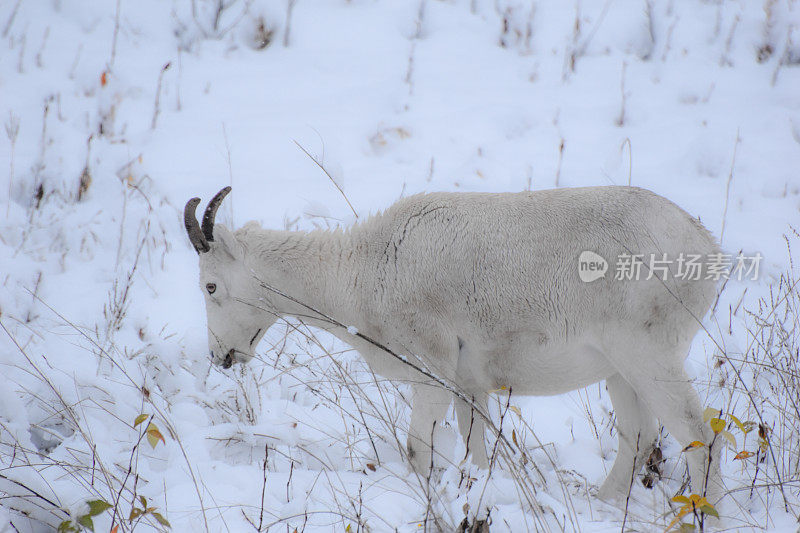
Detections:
[109, 0, 122, 69]
[2, 0, 22, 38]
[292, 140, 359, 219]
[720, 129, 740, 246]
[555, 139, 565, 187]
[151, 62, 172, 130]
[283, 0, 297, 47]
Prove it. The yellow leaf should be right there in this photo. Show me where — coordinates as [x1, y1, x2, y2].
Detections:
[134, 414, 148, 428]
[512, 429, 518, 447]
[703, 407, 721, 423]
[734, 450, 754, 460]
[509, 405, 522, 417]
[665, 504, 692, 532]
[490, 386, 508, 393]
[728, 413, 745, 433]
[146, 423, 165, 448]
[671, 495, 691, 504]
[709, 417, 725, 434]
[682, 441, 705, 452]
[345, 525, 351, 532]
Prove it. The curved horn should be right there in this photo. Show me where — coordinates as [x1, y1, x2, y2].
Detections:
[202, 186, 232, 242]
[184, 197, 210, 253]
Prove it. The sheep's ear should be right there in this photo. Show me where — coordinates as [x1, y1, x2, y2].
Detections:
[212, 225, 244, 261]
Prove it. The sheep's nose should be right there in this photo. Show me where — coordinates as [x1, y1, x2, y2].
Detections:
[222, 349, 234, 369]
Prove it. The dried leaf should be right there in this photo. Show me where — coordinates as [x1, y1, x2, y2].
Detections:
[146, 424, 165, 448]
[671, 495, 691, 505]
[366, 463, 376, 472]
[77, 167, 91, 202]
[509, 405, 522, 416]
[699, 504, 719, 518]
[151, 511, 171, 527]
[720, 430, 736, 448]
[702, 407, 720, 423]
[741, 420, 757, 433]
[682, 441, 705, 452]
[134, 414, 148, 428]
[734, 450, 754, 460]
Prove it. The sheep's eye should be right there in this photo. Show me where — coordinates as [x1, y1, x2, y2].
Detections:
[206, 283, 216, 294]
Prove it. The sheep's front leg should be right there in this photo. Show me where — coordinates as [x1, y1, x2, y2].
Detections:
[454, 339, 489, 468]
[407, 383, 452, 473]
[455, 394, 489, 468]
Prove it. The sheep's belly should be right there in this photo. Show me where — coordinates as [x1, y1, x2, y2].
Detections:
[489, 342, 615, 396]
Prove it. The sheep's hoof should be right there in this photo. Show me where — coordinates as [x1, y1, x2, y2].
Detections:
[457, 518, 489, 533]
[223, 349, 234, 369]
[642, 446, 663, 488]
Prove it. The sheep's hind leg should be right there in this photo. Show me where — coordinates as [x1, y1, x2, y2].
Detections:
[607, 344, 724, 509]
[598, 373, 659, 501]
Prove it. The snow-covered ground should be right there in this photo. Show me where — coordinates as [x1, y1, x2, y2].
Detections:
[1, 1, 799, 531]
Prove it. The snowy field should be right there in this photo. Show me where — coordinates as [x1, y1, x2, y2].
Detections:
[1, 1, 800, 531]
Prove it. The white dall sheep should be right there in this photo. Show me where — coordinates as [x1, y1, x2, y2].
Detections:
[184, 185, 723, 505]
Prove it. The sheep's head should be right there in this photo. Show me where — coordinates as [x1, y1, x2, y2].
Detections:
[184, 187, 273, 368]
